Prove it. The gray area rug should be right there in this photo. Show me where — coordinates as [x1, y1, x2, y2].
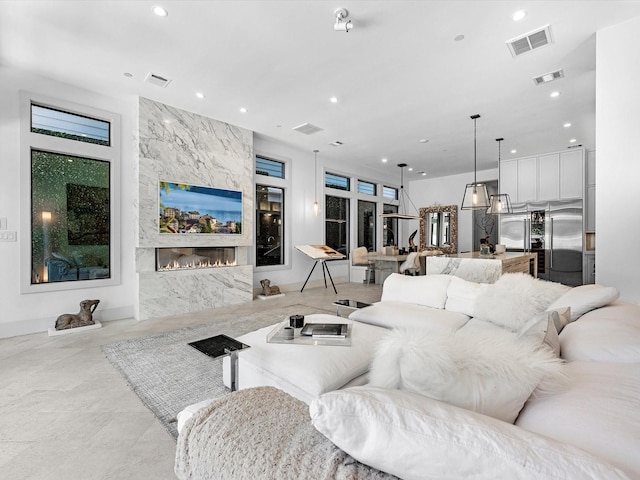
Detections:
[102, 304, 328, 439]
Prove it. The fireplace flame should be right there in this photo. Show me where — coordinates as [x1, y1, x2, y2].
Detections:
[158, 258, 237, 271]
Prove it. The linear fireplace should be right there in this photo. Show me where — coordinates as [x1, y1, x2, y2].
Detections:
[156, 247, 237, 271]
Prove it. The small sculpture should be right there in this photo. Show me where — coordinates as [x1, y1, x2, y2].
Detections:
[55, 299, 100, 330]
[408, 229, 417, 247]
[260, 279, 281, 296]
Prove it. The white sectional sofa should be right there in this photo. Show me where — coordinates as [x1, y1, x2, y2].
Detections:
[176, 273, 640, 479]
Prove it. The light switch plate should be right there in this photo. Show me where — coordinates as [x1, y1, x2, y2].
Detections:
[0, 231, 17, 242]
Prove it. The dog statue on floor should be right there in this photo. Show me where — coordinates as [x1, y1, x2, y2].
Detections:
[55, 299, 100, 330]
[260, 279, 281, 296]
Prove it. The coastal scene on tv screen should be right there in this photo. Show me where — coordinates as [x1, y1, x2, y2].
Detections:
[159, 181, 242, 234]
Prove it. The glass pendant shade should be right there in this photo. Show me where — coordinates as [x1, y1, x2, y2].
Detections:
[487, 193, 513, 214]
[461, 182, 491, 210]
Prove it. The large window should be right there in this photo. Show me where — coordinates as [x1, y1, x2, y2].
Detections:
[256, 156, 284, 178]
[357, 200, 376, 251]
[325, 195, 349, 255]
[21, 94, 120, 293]
[357, 179, 376, 196]
[256, 185, 284, 266]
[383, 204, 398, 246]
[325, 172, 350, 191]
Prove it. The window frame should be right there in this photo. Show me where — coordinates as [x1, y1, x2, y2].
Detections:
[20, 92, 121, 293]
[254, 152, 290, 272]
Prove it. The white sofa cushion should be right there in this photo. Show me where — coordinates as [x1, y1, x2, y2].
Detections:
[518, 311, 562, 356]
[310, 386, 628, 480]
[516, 361, 640, 478]
[348, 301, 470, 333]
[474, 273, 570, 331]
[368, 323, 565, 423]
[444, 275, 490, 316]
[547, 284, 620, 321]
[380, 273, 452, 309]
[559, 303, 640, 363]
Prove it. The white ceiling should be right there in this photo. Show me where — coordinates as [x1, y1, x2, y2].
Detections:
[1, 1, 639, 179]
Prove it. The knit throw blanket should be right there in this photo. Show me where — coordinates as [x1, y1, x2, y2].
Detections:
[175, 386, 397, 480]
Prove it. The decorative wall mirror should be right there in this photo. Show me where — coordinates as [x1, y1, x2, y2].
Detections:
[419, 205, 458, 254]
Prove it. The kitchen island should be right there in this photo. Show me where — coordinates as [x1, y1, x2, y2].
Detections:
[425, 251, 537, 284]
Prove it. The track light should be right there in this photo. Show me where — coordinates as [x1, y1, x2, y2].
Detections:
[334, 8, 353, 32]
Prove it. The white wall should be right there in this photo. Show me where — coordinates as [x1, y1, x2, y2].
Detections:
[0, 66, 137, 337]
[596, 17, 640, 303]
[409, 169, 498, 253]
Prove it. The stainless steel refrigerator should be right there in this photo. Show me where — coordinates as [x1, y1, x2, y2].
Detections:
[500, 200, 583, 286]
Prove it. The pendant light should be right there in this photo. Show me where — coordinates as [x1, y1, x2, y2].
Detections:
[313, 150, 319, 216]
[380, 163, 421, 220]
[461, 114, 490, 210]
[487, 138, 513, 214]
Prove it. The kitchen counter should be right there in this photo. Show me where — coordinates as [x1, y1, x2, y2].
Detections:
[426, 251, 538, 283]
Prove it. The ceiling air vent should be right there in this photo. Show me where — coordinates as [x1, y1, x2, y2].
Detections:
[506, 25, 553, 57]
[329, 140, 343, 146]
[144, 72, 172, 88]
[533, 69, 564, 85]
[292, 122, 323, 135]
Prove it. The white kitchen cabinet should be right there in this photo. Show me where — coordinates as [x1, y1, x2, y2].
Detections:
[559, 150, 584, 199]
[499, 148, 585, 204]
[586, 184, 596, 231]
[538, 153, 560, 200]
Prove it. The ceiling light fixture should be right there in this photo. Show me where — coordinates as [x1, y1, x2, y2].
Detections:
[513, 10, 527, 21]
[487, 138, 513, 215]
[461, 114, 490, 210]
[511, 149, 517, 154]
[152, 6, 168, 17]
[330, 96, 339, 103]
[381, 158, 388, 163]
[239, 107, 248, 113]
[550, 91, 560, 98]
[195, 92, 205, 99]
[380, 164, 421, 220]
[564, 122, 572, 128]
[334, 8, 353, 32]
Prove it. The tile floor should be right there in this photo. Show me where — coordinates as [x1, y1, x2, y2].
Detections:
[0, 282, 381, 480]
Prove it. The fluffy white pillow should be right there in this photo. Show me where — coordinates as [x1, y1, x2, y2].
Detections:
[380, 273, 452, 309]
[547, 284, 620, 321]
[310, 386, 627, 480]
[474, 273, 570, 331]
[368, 326, 565, 423]
[444, 275, 490, 316]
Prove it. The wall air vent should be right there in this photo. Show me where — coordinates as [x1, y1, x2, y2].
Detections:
[144, 72, 172, 88]
[292, 122, 324, 135]
[506, 25, 553, 57]
[533, 69, 564, 85]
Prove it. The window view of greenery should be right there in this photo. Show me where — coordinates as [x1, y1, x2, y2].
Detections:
[358, 200, 376, 252]
[256, 185, 284, 266]
[325, 195, 349, 255]
[31, 150, 111, 284]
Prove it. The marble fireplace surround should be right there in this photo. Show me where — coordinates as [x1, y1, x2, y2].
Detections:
[135, 98, 254, 320]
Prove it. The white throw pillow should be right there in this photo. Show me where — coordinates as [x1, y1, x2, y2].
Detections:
[546, 284, 620, 321]
[380, 273, 452, 309]
[474, 273, 570, 331]
[518, 311, 561, 356]
[310, 386, 628, 480]
[368, 326, 565, 423]
[444, 275, 490, 317]
[559, 303, 640, 363]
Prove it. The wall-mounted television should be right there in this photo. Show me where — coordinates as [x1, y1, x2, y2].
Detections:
[159, 181, 242, 234]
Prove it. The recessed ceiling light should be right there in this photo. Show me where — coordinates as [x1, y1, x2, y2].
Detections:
[421, 172, 427, 176]
[152, 6, 168, 17]
[454, 34, 465, 42]
[513, 10, 527, 21]
[195, 92, 205, 99]
[550, 91, 560, 98]
[419, 139, 429, 143]
[408, 167, 413, 171]
[511, 149, 517, 154]
[239, 107, 248, 113]
[563, 122, 572, 128]
[330, 96, 339, 103]
[569, 138, 577, 143]
[381, 158, 388, 163]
